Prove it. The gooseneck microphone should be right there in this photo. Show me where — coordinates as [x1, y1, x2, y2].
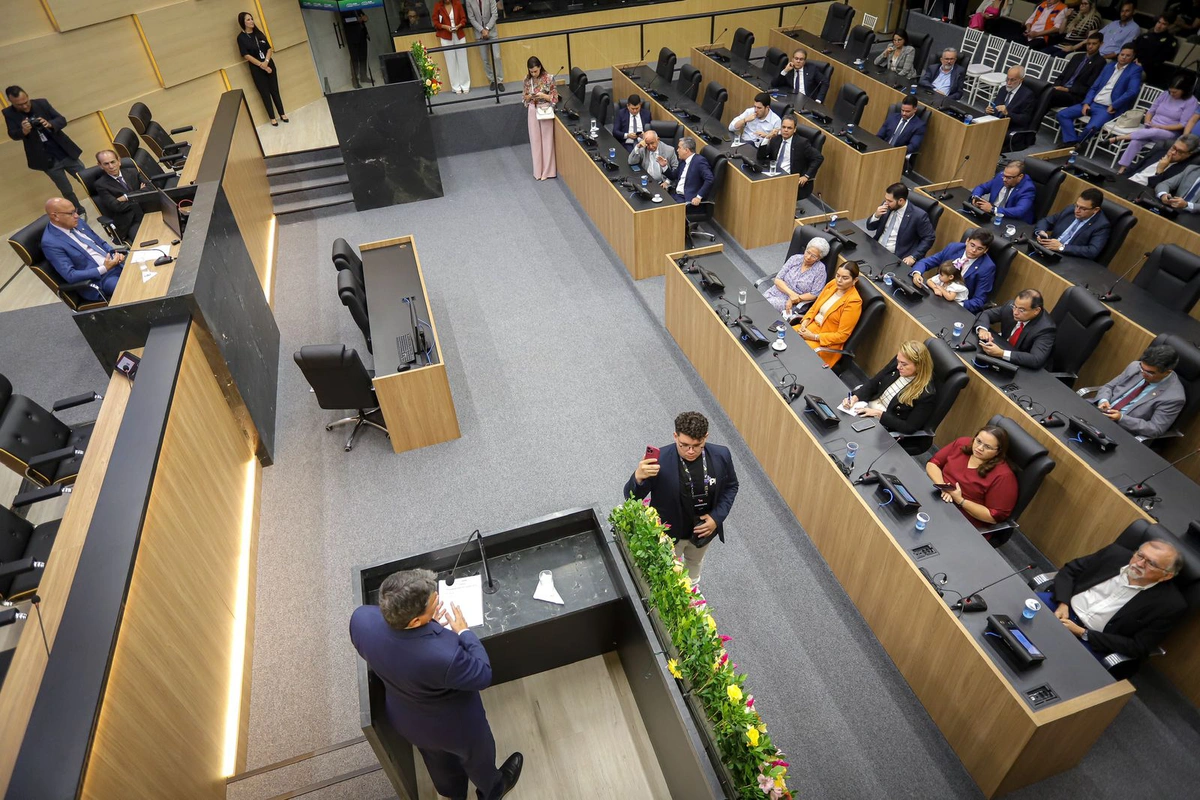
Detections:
[1095, 251, 1151, 303]
[954, 309, 988, 352]
[445, 529, 498, 594]
[711, 27, 728, 48]
[792, 6, 809, 32]
[771, 351, 803, 401]
[937, 155, 970, 201]
[853, 435, 904, 484]
[953, 564, 1036, 613]
[1123, 448, 1200, 498]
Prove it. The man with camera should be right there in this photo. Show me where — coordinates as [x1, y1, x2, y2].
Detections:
[4, 86, 87, 217]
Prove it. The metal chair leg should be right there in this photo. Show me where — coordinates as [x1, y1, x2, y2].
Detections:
[344, 419, 366, 451]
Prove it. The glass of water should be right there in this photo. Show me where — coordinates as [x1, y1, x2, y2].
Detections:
[1023, 599, 1041, 619]
[845, 441, 859, 466]
[915, 512, 930, 532]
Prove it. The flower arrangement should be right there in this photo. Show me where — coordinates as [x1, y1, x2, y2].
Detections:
[610, 497, 794, 799]
[410, 41, 442, 97]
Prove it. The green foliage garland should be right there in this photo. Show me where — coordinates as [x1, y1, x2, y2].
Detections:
[410, 41, 442, 98]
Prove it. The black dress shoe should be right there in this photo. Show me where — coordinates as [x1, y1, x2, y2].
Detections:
[499, 752, 523, 796]
[496, 82, 505, 92]
[489, 81, 496, 91]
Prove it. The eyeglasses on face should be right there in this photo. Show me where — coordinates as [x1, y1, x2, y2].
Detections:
[1132, 550, 1167, 571]
[972, 437, 998, 451]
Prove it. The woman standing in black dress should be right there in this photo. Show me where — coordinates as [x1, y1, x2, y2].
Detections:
[237, 12, 288, 126]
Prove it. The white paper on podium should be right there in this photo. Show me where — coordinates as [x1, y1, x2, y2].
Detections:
[130, 247, 169, 266]
[534, 570, 564, 605]
[439, 575, 484, 629]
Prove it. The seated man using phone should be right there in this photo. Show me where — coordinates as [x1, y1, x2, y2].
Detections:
[973, 288, 1057, 369]
[1032, 188, 1110, 259]
[623, 411, 739, 584]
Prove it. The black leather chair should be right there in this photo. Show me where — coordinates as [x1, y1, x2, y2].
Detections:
[112, 127, 141, 161]
[1027, 517, 1200, 678]
[1048, 285, 1113, 386]
[338, 270, 372, 354]
[137, 118, 190, 169]
[649, 119, 682, 145]
[7, 216, 108, 311]
[569, 66, 588, 103]
[1132, 244, 1200, 314]
[808, 61, 834, 104]
[293, 345, 388, 451]
[132, 149, 179, 190]
[980, 414, 1056, 547]
[820, 2, 855, 44]
[908, 191, 943, 236]
[76, 163, 129, 243]
[332, 238, 364, 288]
[793, 124, 826, 155]
[754, 225, 844, 304]
[763, 46, 789, 77]
[731, 27, 754, 61]
[656, 48, 677, 83]
[769, 100, 794, 121]
[701, 81, 728, 120]
[677, 64, 703, 101]
[832, 83, 868, 127]
[971, 231, 1017, 296]
[0, 373, 101, 488]
[0, 505, 60, 603]
[908, 30, 934, 74]
[588, 87, 612, 126]
[1024, 158, 1065, 223]
[821, 277, 887, 378]
[845, 26, 876, 63]
[128, 102, 193, 140]
[1096, 203, 1137, 267]
[1003, 78, 1053, 153]
[686, 146, 729, 245]
[890, 337, 971, 455]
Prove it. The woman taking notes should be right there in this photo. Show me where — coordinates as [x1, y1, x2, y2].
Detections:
[841, 340, 936, 434]
[237, 12, 287, 126]
[794, 262, 861, 367]
[926, 425, 1018, 536]
[522, 57, 558, 181]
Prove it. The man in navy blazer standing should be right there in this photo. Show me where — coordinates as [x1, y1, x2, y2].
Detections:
[613, 93, 652, 151]
[865, 183, 936, 267]
[917, 48, 966, 101]
[1034, 188, 1111, 260]
[1056, 44, 1143, 145]
[350, 569, 523, 800]
[662, 137, 713, 206]
[624, 411, 739, 583]
[876, 96, 927, 158]
[40, 197, 125, 302]
[969, 160, 1036, 224]
[910, 228, 998, 312]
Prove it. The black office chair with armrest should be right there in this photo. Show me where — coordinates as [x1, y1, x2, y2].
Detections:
[75, 164, 128, 243]
[656, 48, 677, 83]
[1096, 203, 1137, 267]
[649, 119, 682, 146]
[128, 102, 193, 139]
[569, 66, 588, 103]
[685, 146, 728, 245]
[820, 3, 855, 44]
[754, 225, 844, 314]
[332, 238, 365, 288]
[293, 345, 389, 452]
[7, 216, 108, 312]
[976, 414, 1056, 547]
[845, 26, 876, 63]
[139, 120, 189, 169]
[1047, 285, 1113, 386]
[112, 127, 141, 162]
[792, 124, 826, 155]
[132, 149, 180, 190]
[588, 87, 612, 126]
[819, 277, 887, 380]
[908, 191, 943, 235]
[0, 373, 101, 489]
[890, 337, 970, 455]
[908, 31, 933, 75]
[1024, 158, 1065, 224]
[1026, 517, 1200, 678]
[0, 502, 62, 603]
[1003, 78, 1053, 153]
[763, 47, 789, 77]
[832, 83, 869, 127]
[769, 100, 795, 122]
[677, 65, 703, 101]
[731, 28, 754, 61]
[1132, 245, 1200, 315]
[808, 61, 834, 104]
[338, 269, 372, 354]
[701, 81, 728, 121]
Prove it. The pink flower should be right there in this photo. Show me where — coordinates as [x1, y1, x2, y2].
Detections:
[746, 696, 754, 708]
[769, 786, 783, 800]
[691, 586, 700, 594]
[691, 598, 707, 607]
[757, 773, 774, 794]
[720, 635, 733, 643]
[719, 652, 729, 666]
[642, 497, 651, 506]
[771, 760, 789, 768]
[662, 523, 670, 530]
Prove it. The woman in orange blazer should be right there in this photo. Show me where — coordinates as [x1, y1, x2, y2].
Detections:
[433, 0, 470, 94]
[795, 261, 862, 367]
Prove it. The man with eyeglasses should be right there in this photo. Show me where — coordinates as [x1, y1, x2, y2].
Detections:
[624, 411, 739, 584]
[969, 160, 1036, 224]
[1043, 538, 1186, 662]
[1091, 344, 1186, 438]
[40, 196, 125, 302]
[918, 48, 966, 101]
[1033, 188, 1110, 260]
[1155, 159, 1200, 213]
[974, 288, 1057, 368]
[1124, 133, 1198, 184]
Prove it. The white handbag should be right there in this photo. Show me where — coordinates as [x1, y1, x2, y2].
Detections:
[535, 102, 554, 120]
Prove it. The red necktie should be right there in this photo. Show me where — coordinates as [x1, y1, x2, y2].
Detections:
[1112, 381, 1148, 411]
[1008, 321, 1025, 347]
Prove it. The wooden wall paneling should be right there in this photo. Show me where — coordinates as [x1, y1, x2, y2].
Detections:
[643, 19, 711, 64]
[226, 42, 322, 127]
[80, 328, 255, 800]
[373, 365, 462, 453]
[572, 27, 643, 72]
[100, 72, 228, 143]
[707, 8, 785, 50]
[257, 0, 309, 50]
[221, 100, 273, 287]
[137, 0, 247, 88]
[43, 0, 162, 32]
[0, 18, 161, 120]
[1, 0, 55, 47]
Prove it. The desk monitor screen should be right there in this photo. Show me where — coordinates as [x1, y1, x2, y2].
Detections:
[157, 187, 182, 237]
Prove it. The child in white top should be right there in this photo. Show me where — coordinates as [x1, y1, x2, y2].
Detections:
[928, 261, 969, 305]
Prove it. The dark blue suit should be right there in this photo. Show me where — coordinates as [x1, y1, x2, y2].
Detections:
[876, 110, 927, 156]
[40, 220, 120, 301]
[865, 202, 936, 261]
[666, 153, 714, 203]
[970, 172, 1036, 224]
[350, 607, 504, 800]
[911, 242, 997, 312]
[917, 63, 966, 101]
[1057, 61, 1143, 144]
[989, 83, 1036, 131]
[613, 105, 652, 151]
[1034, 206, 1111, 260]
[623, 443, 739, 546]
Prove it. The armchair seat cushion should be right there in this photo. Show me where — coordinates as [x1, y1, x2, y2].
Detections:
[0, 394, 71, 483]
[6, 519, 59, 600]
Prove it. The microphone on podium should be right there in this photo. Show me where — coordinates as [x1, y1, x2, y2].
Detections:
[953, 565, 1036, 613]
[446, 529, 498, 594]
[1123, 449, 1200, 499]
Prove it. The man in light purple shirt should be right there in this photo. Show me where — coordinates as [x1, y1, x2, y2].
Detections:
[1097, 1, 1140, 58]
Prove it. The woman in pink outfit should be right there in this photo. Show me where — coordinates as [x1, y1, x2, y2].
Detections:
[522, 56, 558, 180]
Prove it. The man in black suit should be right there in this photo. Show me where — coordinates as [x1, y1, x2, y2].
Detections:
[986, 66, 1036, 131]
[771, 47, 830, 103]
[1047, 32, 1106, 110]
[917, 48, 966, 101]
[3, 85, 86, 216]
[613, 93, 652, 151]
[757, 116, 823, 199]
[876, 96, 927, 166]
[1034, 188, 1111, 260]
[974, 288, 1057, 368]
[662, 136, 713, 206]
[94, 150, 148, 242]
[865, 182, 936, 267]
[1048, 539, 1186, 660]
[1125, 133, 1199, 184]
[624, 411, 739, 584]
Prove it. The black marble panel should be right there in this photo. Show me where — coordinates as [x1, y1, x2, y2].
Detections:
[327, 82, 444, 210]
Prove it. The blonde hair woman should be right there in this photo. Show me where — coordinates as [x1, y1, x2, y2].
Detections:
[841, 340, 937, 434]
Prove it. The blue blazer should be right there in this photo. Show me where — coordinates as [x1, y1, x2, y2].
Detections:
[666, 153, 715, 203]
[918, 63, 966, 101]
[350, 607, 494, 751]
[865, 203, 936, 261]
[911, 242, 997, 312]
[41, 220, 117, 301]
[1084, 62, 1143, 114]
[1034, 206, 1111, 260]
[613, 105, 653, 150]
[876, 110, 927, 156]
[970, 172, 1036, 224]
[623, 443, 739, 546]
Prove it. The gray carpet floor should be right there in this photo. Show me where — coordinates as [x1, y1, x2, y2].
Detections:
[242, 144, 1200, 799]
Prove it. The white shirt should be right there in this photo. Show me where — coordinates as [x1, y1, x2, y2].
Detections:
[995, 186, 1010, 208]
[731, 107, 781, 145]
[1092, 63, 1125, 108]
[776, 136, 792, 172]
[955, 254, 978, 280]
[1071, 565, 1156, 631]
[781, 67, 806, 96]
[627, 110, 643, 137]
[676, 154, 693, 197]
[1132, 160, 1163, 186]
[878, 203, 907, 253]
[51, 222, 108, 272]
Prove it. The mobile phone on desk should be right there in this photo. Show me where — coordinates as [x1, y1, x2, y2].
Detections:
[631, 164, 641, 172]
[851, 420, 875, 433]
[644, 445, 660, 462]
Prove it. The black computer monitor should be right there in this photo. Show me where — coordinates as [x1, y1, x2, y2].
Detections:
[156, 186, 183, 237]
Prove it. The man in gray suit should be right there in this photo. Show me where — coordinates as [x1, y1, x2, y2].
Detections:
[465, 0, 504, 91]
[628, 130, 677, 182]
[1094, 344, 1186, 438]
[1155, 162, 1200, 212]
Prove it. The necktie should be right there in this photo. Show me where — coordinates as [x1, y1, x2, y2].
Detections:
[1112, 380, 1148, 411]
[1008, 321, 1025, 347]
[891, 118, 907, 146]
[996, 186, 1009, 208]
[117, 174, 128, 190]
[70, 229, 106, 267]
[780, 139, 790, 170]
[1065, 56, 1087, 88]
[955, 255, 972, 278]
[794, 70, 800, 94]
[1060, 218, 1084, 245]
[1185, 177, 1200, 203]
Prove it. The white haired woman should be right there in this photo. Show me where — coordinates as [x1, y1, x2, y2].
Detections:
[763, 236, 830, 316]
